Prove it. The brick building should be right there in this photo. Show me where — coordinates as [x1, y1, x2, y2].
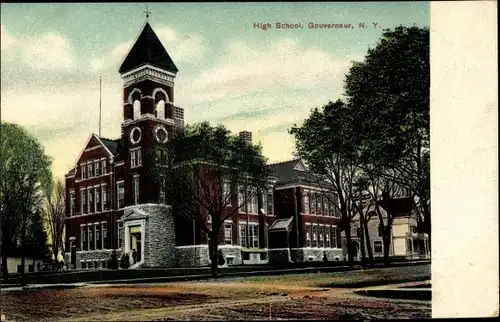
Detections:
[267, 159, 344, 263]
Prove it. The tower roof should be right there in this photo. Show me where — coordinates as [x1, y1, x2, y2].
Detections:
[119, 22, 179, 74]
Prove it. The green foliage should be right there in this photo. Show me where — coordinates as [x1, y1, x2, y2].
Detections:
[290, 25, 431, 263]
[1, 122, 53, 277]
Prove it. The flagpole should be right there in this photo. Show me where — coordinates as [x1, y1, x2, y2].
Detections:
[99, 76, 102, 137]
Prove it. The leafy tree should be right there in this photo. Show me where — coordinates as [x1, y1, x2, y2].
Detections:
[0, 122, 52, 279]
[344, 25, 430, 244]
[290, 100, 365, 266]
[43, 179, 66, 262]
[151, 122, 269, 277]
[25, 208, 50, 260]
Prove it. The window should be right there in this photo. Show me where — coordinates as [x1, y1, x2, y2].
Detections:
[331, 227, 337, 248]
[101, 185, 107, 211]
[117, 181, 125, 208]
[81, 261, 87, 269]
[81, 188, 87, 214]
[250, 225, 259, 248]
[102, 260, 107, 269]
[224, 223, 232, 245]
[94, 160, 101, 176]
[378, 225, 383, 237]
[319, 226, 324, 247]
[303, 190, 309, 213]
[70, 191, 76, 216]
[239, 224, 247, 248]
[118, 223, 124, 248]
[88, 187, 94, 213]
[248, 188, 258, 213]
[81, 164, 86, 180]
[95, 186, 101, 212]
[325, 226, 331, 248]
[131, 148, 142, 168]
[102, 222, 107, 249]
[317, 195, 323, 215]
[81, 226, 87, 251]
[374, 241, 383, 253]
[323, 198, 329, 216]
[238, 186, 244, 210]
[88, 224, 94, 250]
[87, 162, 93, 178]
[95, 224, 101, 250]
[221, 181, 230, 205]
[266, 188, 274, 214]
[312, 225, 318, 247]
[101, 159, 107, 174]
[133, 175, 140, 205]
[306, 225, 311, 247]
[310, 194, 316, 214]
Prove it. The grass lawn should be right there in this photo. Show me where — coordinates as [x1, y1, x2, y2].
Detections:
[1, 264, 430, 321]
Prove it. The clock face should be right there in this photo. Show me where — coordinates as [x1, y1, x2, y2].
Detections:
[154, 125, 168, 144]
[130, 127, 142, 144]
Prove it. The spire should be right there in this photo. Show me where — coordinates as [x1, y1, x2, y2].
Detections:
[119, 22, 179, 74]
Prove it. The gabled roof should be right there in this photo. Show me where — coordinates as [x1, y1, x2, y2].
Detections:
[119, 22, 179, 74]
[69, 134, 121, 173]
[266, 159, 329, 187]
[269, 217, 294, 231]
[100, 137, 121, 156]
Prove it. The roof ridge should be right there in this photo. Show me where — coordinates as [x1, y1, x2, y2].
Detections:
[267, 158, 300, 167]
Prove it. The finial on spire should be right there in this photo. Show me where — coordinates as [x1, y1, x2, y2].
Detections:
[144, 5, 151, 22]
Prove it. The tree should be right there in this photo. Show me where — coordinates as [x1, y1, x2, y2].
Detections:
[25, 208, 50, 260]
[0, 122, 52, 280]
[151, 122, 269, 277]
[344, 25, 430, 245]
[43, 179, 66, 263]
[290, 100, 365, 267]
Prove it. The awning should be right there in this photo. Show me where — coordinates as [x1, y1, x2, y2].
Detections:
[269, 217, 293, 231]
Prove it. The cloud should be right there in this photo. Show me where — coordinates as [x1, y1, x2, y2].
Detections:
[1, 24, 75, 71]
[23, 33, 75, 70]
[191, 38, 354, 104]
[1, 23, 15, 51]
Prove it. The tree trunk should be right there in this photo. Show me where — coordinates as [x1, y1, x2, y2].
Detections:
[383, 227, 391, 267]
[344, 222, 354, 267]
[363, 218, 375, 267]
[209, 226, 220, 278]
[358, 221, 366, 269]
[1, 252, 8, 281]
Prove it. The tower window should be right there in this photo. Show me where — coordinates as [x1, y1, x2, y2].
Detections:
[117, 181, 125, 209]
[156, 100, 165, 119]
[132, 175, 140, 205]
[131, 148, 142, 168]
[133, 100, 141, 119]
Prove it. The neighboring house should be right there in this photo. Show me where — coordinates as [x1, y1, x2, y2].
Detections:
[267, 159, 343, 263]
[348, 197, 430, 260]
[0, 257, 45, 274]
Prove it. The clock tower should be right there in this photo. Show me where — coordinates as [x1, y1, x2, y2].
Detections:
[119, 22, 184, 205]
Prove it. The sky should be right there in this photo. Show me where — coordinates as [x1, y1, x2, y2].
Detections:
[1, 2, 429, 179]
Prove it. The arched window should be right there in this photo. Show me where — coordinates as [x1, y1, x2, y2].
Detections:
[133, 100, 141, 119]
[156, 100, 165, 119]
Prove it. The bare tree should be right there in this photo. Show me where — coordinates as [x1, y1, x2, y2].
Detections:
[43, 179, 66, 265]
[151, 122, 269, 277]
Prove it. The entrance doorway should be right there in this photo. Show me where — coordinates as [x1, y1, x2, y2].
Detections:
[129, 226, 142, 264]
[70, 242, 76, 269]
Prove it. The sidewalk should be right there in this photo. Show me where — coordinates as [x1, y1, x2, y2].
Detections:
[0, 260, 429, 293]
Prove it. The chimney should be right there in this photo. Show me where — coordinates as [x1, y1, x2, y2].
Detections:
[239, 131, 252, 143]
